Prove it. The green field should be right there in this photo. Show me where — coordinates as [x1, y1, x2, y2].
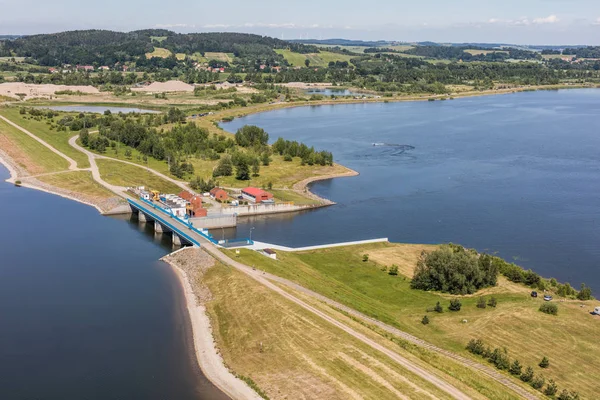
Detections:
[275, 49, 355, 67]
[173, 250, 507, 400]
[204, 52, 234, 62]
[145, 47, 173, 59]
[227, 242, 600, 398]
[96, 158, 181, 193]
[464, 49, 509, 56]
[37, 171, 114, 199]
[0, 109, 90, 168]
[0, 117, 68, 174]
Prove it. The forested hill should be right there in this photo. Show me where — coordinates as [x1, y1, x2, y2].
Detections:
[1, 30, 317, 66]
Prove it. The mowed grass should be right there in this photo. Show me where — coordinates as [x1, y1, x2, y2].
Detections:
[96, 159, 181, 193]
[269, 189, 319, 205]
[0, 108, 90, 168]
[203, 262, 460, 400]
[145, 47, 173, 59]
[464, 49, 508, 56]
[37, 171, 114, 199]
[275, 49, 355, 67]
[227, 243, 600, 398]
[204, 52, 234, 62]
[0, 117, 68, 174]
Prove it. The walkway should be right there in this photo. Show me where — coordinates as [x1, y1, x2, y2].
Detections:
[241, 238, 389, 252]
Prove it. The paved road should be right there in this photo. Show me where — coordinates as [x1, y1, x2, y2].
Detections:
[0, 115, 80, 170]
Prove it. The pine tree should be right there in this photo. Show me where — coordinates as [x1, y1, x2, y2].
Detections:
[544, 379, 558, 396]
[539, 356, 550, 368]
[477, 297, 487, 309]
[421, 315, 429, 325]
[520, 366, 534, 383]
[509, 360, 522, 375]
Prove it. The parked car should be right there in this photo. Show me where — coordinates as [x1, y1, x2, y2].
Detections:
[544, 295, 553, 301]
[531, 291, 538, 298]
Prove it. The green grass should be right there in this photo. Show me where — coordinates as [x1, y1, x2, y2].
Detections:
[150, 36, 167, 43]
[96, 159, 182, 193]
[204, 52, 234, 62]
[0, 108, 90, 168]
[145, 47, 173, 59]
[37, 171, 114, 199]
[275, 49, 355, 67]
[0, 117, 68, 174]
[226, 243, 600, 398]
[269, 189, 319, 205]
[464, 49, 508, 56]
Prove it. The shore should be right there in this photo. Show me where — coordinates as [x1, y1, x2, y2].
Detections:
[291, 164, 359, 205]
[161, 248, 262, 400]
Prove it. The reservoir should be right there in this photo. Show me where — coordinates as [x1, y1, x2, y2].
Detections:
[305, 88, 371, 97]
[40, 105, 160, 114]
[222, 89, 600, 293]
[0, 165, 226, 400]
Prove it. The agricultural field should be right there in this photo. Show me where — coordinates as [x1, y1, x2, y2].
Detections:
[464, 49, 508, 56]
[204, 52, 234, 62]
[145, 47, 173, 59]
[275, 49, 355, 67]
[228, 242, 600, 398]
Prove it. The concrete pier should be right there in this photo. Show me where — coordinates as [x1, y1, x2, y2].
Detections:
[139, 213, 147, 223]
[154, 221, 164, 233]
[172, 234, 182, 247]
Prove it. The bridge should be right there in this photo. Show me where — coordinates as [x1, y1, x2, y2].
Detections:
[127, 198, 253, 248]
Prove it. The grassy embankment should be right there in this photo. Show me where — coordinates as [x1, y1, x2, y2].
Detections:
[95, 158, 181, 193]
[201, 261, 516, 400]
[37, 171, 114, 200]
[226, 243, 600, 398]
[0, 108, 90, 168]
[0, 117, 68, 174]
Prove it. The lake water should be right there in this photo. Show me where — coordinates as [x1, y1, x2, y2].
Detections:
[305, 88, 371, 97]
[41, 105, 160, 114]
[0, 165, 226, 400]
[222, 89, 600, 293]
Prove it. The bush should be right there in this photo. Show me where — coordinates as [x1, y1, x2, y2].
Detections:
[531, 375, 545, 390]
[466, 339, 485, 355]
[577, 283, 593, 300]
[14, 180, 22, 186]
[421, 315, 429, 325]
[448, 299, 462, 311]
[411, 245, 498, 294]
[520, 366, 534, 382]
[539, 356, 550, 368]
[557, 389, 580, 400]
[476, 297, 487, 309]
[388, 265, 399, 275]
[362, 254, 369, 262]
[539, 303, 558, 315]
[489, 347, 510, 370]
[544, 379, 558, 396]
[487, 297, 497, 307]
[434, 302, 443, 313]
[509, 360, 522, 375]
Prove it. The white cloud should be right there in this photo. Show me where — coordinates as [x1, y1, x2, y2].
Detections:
[594, 17, 600, 26]
[532, 15, 559, 24]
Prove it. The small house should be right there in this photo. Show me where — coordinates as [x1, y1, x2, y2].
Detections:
[179, 191, 193, 201]
[263, 248, 277, 260]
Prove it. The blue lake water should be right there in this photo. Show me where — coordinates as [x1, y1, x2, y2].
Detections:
[305, 88, 371, 97]
[222, 89, 600, 293]
[41, 105, 160, 114]
[0, 165, 225, 400]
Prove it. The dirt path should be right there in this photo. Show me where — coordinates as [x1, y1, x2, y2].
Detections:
[0, 115, 79, 170]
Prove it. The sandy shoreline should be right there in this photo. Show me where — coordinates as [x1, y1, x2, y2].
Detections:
[161, 249, 262, 400]
[292, 165, 359, 205]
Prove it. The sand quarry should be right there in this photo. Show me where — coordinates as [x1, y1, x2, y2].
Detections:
[0, 83, 100, 100]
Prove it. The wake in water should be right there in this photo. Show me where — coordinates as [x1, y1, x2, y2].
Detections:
[371, 143, 415, 155]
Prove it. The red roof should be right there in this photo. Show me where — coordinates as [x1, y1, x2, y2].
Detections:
[242, 187, 266, 197]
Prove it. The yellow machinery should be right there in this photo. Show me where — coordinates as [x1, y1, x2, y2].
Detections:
[151, 190, 160, 201]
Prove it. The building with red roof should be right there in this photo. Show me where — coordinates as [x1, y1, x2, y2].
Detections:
[241, 187, 274, 203]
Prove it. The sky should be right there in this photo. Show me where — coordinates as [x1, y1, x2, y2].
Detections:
[3, 0, 600, 45]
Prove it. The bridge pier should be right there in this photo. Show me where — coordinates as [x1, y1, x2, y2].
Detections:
[139, 212, 147, 223]
[172, 234, 182, 247]
[154, 221, 164, 233]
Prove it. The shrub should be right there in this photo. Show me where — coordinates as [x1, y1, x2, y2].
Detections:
[557, 390, 580, 400]
[544, 379, 558, 396]
[14, 180, 22, 186]
[489, 347, 510, 370]
[509, 360, 522, 376]
[531, 375, 545, 390]
[411, 245, 498, 294]
[476, 297, 487, 309]
[539, 356, 550, 368]
[388, 265, 399, 275]
[434, 302, 443, 313]
[448, 299, 462, 311]
[520, 366, 534, 382]
[422, 315, 429, 325]
[577, 283, 593, 300]
[362, 254, 369, 262]
[487, 297, 497, 307]
[539, 303, 558, 315]
[466, 339, 485, 355]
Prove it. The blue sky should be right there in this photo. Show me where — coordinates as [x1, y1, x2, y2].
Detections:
[3, 0, 600, 44]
